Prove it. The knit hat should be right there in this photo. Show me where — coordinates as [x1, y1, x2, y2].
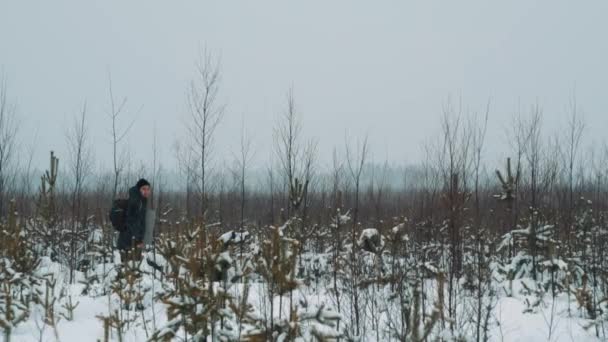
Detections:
[136, 178, 151, 189]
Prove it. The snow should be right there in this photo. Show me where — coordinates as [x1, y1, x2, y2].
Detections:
[3, 214, 607, 342]
[4, 253, 604, 342]
[218, 230, 249, 244]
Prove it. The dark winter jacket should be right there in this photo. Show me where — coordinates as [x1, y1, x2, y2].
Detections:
[117, 186, 147, 250]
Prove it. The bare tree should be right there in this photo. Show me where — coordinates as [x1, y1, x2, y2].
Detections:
[266, 158, 277, 225]
[505, 104, 532, 237]
[0, 75, 19, 216]
[174, 139, 196, 219]
[344, 133, 369, 337]
[329, 147, 345, 329]
[274, 88, 307, 218]
[186, 48, 225, 219]
[370, 158, 390, 226]
[443, 122, 460, 330]
[66, 102, 93, 283]
[273, 88, 319, 262]
[437, 99, 475, 332]
[151, 123, 158, 209]
[232, 117, 254, 231]
[562, 98, 585, 250]
[524, 105, 543, 211]
[345, 134, 369, 237]
[106, 72, 136, 198]
[17, 130, 37, 216]
[301, 139, 318, 232]
[470, 104, 491, 342]
[522, 104, 543, 280]
[565, 99, 585, 209]
[150, 122, 167, 239]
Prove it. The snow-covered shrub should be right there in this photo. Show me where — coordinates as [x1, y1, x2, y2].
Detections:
[0, 201, 40, 342]
[151, 226, 232, 341]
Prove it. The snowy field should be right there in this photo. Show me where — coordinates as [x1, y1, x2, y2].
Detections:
[7, 250, 605, 342]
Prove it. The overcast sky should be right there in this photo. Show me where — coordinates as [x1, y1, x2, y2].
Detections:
[1, 1, 608, 174]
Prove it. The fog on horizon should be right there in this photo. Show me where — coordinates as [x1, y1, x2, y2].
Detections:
[1, 0, 607, 178]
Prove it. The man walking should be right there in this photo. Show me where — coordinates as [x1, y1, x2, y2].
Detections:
[117, 178, 151, 262]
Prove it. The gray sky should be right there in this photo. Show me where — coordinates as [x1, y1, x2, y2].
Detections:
[1, 0, 608, 174]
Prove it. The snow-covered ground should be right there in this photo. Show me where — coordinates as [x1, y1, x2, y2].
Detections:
[7, 252, 605, 342]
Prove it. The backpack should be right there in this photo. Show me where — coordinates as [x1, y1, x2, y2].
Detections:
[109, 199, 128, 232]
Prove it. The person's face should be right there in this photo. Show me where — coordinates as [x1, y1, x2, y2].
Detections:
[140, 185, 151, 199]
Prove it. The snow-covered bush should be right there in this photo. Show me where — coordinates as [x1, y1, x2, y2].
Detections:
[0, 201, 40, 342]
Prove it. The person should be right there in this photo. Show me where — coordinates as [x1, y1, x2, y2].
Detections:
[117, 178, 151, 262]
